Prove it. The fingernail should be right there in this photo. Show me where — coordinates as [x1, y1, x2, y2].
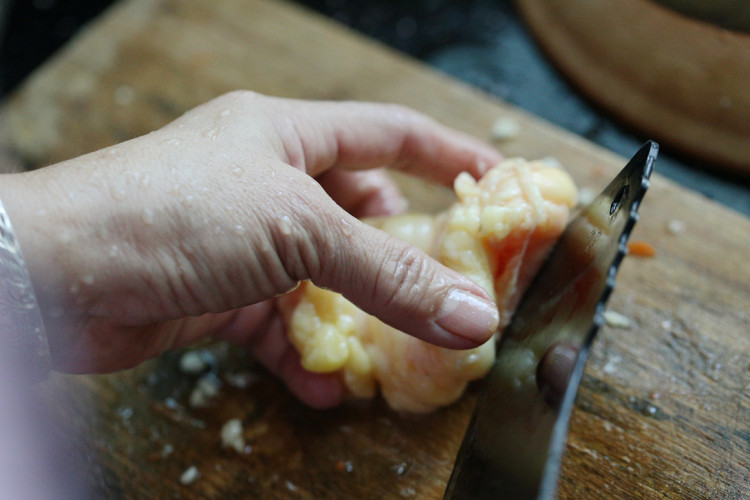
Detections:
[436, 289, 499, 344]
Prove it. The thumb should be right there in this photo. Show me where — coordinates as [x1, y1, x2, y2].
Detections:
[306, 211, 500, 350]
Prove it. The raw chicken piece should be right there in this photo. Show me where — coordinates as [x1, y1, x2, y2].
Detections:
[280, 159, 577, 412]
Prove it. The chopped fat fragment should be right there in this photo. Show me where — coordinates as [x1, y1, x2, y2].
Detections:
[189, 374, 221, 408]
[490, 117, 521, 141]
[392, 462, 410, 475]
[400, 487, 417, 497]
[220, 418, 245, 453]
[224, 371, 257, 388]
[335, 460, 354, 472]
[117, 406, 133, 420]
[604, 310, 632, 329]
[179, 351, 207, 374]
[179, 466, 200, 485]
[602, 355, 622, 374]
[667, 219, 687, 234]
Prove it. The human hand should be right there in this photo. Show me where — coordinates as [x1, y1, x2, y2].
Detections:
[0, 92, 502, 407]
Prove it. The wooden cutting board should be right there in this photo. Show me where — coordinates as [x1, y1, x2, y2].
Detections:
[2, 0, 749, 498]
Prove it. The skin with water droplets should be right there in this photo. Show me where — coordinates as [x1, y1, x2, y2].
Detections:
[278, 216, 293, 236]
[202, 128, 219, 141]
[340, 219, 353, 237]
[0, 91, 509, 388]
[142, 209, 155, 225]
[59, 231, 73, 244]
[110, 185, 127, 202]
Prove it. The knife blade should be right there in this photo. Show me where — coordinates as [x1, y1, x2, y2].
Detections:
[444, 141, 658, 499]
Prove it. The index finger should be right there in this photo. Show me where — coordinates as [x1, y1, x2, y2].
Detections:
[270, 98, 503, 185]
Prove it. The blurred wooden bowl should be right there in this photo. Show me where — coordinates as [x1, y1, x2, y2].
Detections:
[653, 0, 750, 33]
[517, 0, 750, 176]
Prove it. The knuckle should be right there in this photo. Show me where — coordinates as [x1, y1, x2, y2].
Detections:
[382, 103, 432, 129]
[269, 181, 331, 283]
[220, 89, 261, 106]
[208, 90, 269, 119]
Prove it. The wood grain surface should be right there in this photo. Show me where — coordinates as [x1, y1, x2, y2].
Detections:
[2, 0, 749, 498]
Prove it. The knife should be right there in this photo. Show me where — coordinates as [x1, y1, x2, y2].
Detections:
[444, 141, 658, 499]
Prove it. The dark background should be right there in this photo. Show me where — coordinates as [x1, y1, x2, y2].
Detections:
[1, 0, 747, 216]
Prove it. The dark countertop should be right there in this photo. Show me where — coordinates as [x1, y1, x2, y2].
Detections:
[1, 0, 747, 216]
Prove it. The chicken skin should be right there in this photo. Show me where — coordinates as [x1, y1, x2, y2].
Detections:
[280, 159, 577, 412]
